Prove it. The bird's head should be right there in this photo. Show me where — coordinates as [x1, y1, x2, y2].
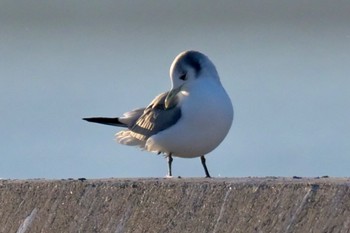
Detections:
[165, 50, 220, 109]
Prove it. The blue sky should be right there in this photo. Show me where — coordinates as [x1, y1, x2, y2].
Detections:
[1, 1, 349, 178]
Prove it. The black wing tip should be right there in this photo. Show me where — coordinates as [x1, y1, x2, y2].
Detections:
[82, 117, 98, 123]
[82, 117, 111, 124]
[82, 117, 95, 122]
[82, 117, 127, 127]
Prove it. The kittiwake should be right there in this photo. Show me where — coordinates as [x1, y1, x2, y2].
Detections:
[83, 50, 234, 177]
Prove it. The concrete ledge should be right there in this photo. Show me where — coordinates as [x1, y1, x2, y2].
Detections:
[1, 177, 349, 233]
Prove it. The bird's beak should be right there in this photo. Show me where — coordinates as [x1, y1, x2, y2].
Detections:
[165, 85, 183, 109]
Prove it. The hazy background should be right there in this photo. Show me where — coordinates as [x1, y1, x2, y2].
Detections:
[1, 1, 349, 179]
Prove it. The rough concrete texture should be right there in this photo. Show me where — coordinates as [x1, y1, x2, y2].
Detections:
[0, 177, 350, 233]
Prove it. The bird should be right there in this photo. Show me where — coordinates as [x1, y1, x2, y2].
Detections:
[83, 50, 233, 178]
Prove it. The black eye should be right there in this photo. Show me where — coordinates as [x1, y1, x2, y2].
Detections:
[179, 73, 187, 80]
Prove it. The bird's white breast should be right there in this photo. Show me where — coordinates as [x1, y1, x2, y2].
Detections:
[146, 78, 233, 158]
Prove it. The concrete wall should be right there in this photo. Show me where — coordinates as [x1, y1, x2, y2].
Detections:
[1, 178, 349, 233]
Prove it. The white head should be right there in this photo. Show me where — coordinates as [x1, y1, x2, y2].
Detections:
[165, 51, 220, 108]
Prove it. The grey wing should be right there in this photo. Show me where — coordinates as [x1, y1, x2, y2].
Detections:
[127, 92, 181, 142]
[118, 108, 145, 128]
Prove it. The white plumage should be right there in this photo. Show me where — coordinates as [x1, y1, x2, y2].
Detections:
[84, 50, 233, 177]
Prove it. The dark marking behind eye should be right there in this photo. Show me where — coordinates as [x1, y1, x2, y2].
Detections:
[184, 53, 202, 73]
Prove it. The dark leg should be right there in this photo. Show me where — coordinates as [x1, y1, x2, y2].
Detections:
[200, 155, 211, 178]
[167, 154, 173, 177]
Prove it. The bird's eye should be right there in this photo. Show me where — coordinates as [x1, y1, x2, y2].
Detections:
[179, 73, 187, 81]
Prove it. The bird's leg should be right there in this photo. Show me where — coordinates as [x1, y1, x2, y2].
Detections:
[200, 155, 211, 178]
[167, 154, 173, 177]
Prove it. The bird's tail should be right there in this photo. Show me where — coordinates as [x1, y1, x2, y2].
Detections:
[83, 117, 127, 127]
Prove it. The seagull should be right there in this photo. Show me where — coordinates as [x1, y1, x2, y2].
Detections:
[83, 50, 233, 177]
